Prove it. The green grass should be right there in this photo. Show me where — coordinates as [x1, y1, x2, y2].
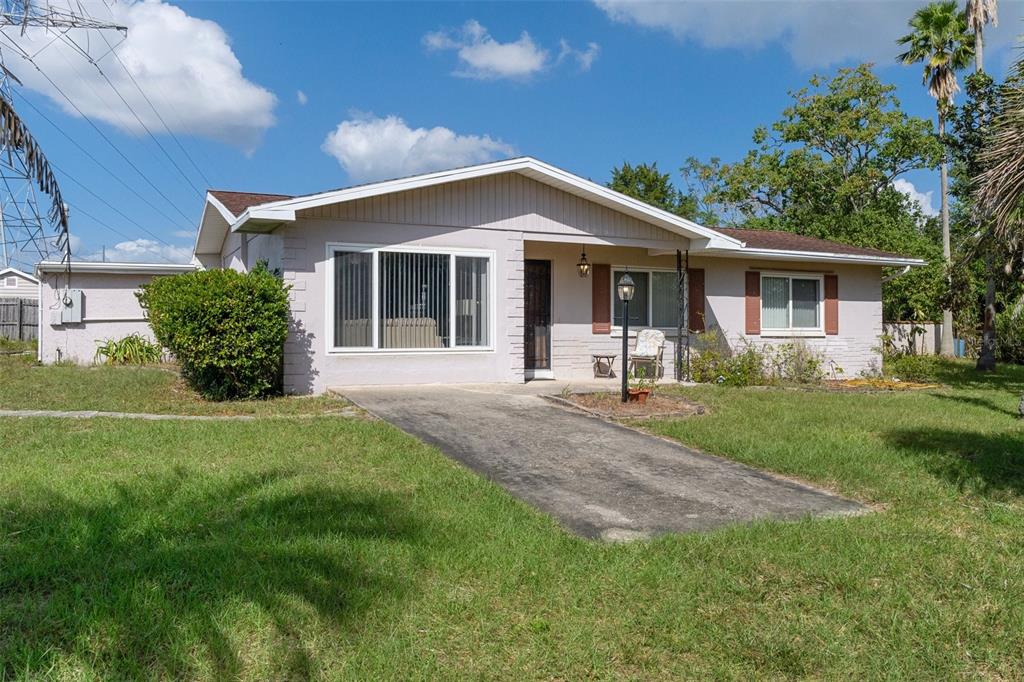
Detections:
[0, 356, 348, 416]
[1, 359, 1023, 678]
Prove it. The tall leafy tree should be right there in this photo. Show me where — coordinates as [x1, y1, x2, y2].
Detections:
[608, 162, 697, 219]
[680, 65, 944, 320]
[966, 0, 999, 370]
[897, 0, 974, 356]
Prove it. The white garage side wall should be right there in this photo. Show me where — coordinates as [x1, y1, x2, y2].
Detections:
[38, 272, 158, 364]
[281, 219, 523, 393]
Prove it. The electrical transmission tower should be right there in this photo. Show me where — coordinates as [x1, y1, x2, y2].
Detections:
[0, 0, 125, 272]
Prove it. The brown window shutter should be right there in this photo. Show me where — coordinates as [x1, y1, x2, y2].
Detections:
[824, 274, 839, 335]
[687, 268, 705, 331]
[745, 271, 761, 335]
[592, 263, 611, 334]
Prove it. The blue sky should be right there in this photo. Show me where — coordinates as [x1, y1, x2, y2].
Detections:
[5, 0, 1024, 264]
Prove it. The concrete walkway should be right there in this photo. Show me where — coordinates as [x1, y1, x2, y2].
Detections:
[340, 383, 863, 540]
[0, 408, 257, 421]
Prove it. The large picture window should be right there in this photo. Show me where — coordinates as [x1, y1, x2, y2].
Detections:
[330, 246, 492, 351]
[761, 274, 822, 332]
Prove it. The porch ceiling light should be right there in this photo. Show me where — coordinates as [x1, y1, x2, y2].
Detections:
[577, 247, 591, 278]
[616, 272, 635, 301]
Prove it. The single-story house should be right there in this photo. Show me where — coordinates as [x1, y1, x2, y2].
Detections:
[0, 267, 39, 300]
[38, 157, 922, 390]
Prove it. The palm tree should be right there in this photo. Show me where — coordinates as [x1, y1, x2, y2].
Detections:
[898, 1, 974, 357]
[967, 0, 999, 371]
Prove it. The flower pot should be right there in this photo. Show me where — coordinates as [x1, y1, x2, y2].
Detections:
[628, 388, 651, 404]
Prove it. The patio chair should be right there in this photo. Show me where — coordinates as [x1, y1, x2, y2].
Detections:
[629, 329, 666, 380]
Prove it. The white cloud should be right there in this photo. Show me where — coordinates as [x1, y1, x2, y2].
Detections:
[595, 0, 1024, 69]
[297, 90, 308, 106]
[322, 113, 515, 183]
[172, 229, 197, 240]
[80, 238, 192, 264]
[424, 20, 598, 80]
[2, 0, 276, 151]
[558, 40, 600, 72]
[893, 178, 938, 218]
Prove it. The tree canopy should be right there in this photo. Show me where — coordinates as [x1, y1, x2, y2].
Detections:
[607, 162, 697, 220]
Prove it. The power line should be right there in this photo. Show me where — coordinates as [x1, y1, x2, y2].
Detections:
[94, 27, 212, 188]
[59, 32, 205, 198]
[10, 89, 194, 232]
[7, 42, 196, 225]
[64, 200, 178, 264]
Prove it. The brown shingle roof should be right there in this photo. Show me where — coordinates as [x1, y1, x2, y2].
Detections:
[208, 190, 293, 217]
[712, 227, 911, 260]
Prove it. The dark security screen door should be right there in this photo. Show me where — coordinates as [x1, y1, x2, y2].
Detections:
[524, 259, 551, 371]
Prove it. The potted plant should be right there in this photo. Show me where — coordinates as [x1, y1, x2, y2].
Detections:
[628, 366, 653, 404]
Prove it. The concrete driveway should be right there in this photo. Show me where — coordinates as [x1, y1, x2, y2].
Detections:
[340, 383, 862, 540]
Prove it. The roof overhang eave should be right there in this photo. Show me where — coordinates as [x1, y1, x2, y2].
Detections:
[703, 247, 926, 267]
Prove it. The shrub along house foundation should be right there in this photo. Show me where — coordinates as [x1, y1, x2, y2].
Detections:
[38, 157, 922, 392]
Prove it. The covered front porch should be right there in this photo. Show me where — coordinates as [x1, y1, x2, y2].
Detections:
[522, 239, 702, 383]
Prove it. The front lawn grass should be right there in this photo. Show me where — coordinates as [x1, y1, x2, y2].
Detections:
[0, 355, 347, 416]
[1, 359, 1023, 678]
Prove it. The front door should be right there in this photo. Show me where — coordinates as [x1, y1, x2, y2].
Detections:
[524, 259, 551, 375]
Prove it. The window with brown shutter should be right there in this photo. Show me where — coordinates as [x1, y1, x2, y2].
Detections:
[824, 274, 839, 335]
[687, 268, 705, 331]
[592, 263, 611, 334]
[745, 271, 761, 335]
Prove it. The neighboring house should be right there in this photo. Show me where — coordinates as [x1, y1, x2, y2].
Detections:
[0, 267, 39, 300]
[39, 157, 922, 390]
[35, 261, 196, 364]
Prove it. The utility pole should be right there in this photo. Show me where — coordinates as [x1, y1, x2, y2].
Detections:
[0, 1, 126, 276]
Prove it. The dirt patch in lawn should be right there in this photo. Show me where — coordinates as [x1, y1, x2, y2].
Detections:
[548, 391, 706, 420]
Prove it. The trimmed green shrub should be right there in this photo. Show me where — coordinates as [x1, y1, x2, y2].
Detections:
[996, 308, 1024, 365]
[883, 354, 945, 383]
[137, 265, 291, 400]
[94, 333, 163, 365]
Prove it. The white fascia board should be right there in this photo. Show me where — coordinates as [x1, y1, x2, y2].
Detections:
[226, 157, 746, 249]
[0, 266, 38, 283]
[194, 194, 236, 256]
[36, 261, 198, 275]
[703, 247, 925, 267]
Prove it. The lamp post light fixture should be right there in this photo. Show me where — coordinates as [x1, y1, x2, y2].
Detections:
[616, 272, 635, 403]
[576, 247, 591, 278]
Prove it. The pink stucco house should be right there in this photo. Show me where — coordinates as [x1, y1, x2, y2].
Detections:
[37, 157, 921, 391]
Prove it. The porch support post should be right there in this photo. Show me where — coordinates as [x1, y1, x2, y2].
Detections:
[676, 250, 683, 382]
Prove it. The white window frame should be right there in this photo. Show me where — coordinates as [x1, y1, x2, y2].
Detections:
[4, 277, 15, 287]
[759, 271, 825, 337]
[609, 266, 684, 336]
[325, 242, 497, 355]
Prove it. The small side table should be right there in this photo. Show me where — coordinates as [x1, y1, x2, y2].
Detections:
[592, 353, 617, 378]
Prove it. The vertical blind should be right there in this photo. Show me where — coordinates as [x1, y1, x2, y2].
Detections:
[650, 271, 677, 328]
[333, 249, 491, 350]
[334, 251, 373, 347]
[762, 275, 821, 330]
[761, 276, 790, 329]
[379, 251, 450, 349]
[456, 256, 489, 347]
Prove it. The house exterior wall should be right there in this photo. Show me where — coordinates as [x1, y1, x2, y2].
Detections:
[38, 272, 160, 364]
[0, 272, 38, 299]
[279, 219, 523, 393]
[524, 240, 884, 380]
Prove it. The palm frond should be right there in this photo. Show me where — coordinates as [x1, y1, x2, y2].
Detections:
[965, 0, 998, 33]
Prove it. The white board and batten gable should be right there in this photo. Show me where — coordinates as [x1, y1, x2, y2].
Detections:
[0, 267, 39, 300]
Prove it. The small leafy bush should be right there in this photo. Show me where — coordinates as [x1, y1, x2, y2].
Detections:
[94, 334, 163, 365]
[883, 354, 945, 383]
[137, 265, 291, 400]
[690, 329, 767, 386]
[996, 308, 1024, 365]
[766, 341, 826, 384]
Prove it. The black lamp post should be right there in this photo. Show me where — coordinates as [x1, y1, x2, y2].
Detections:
[616, 272, 635, 403]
